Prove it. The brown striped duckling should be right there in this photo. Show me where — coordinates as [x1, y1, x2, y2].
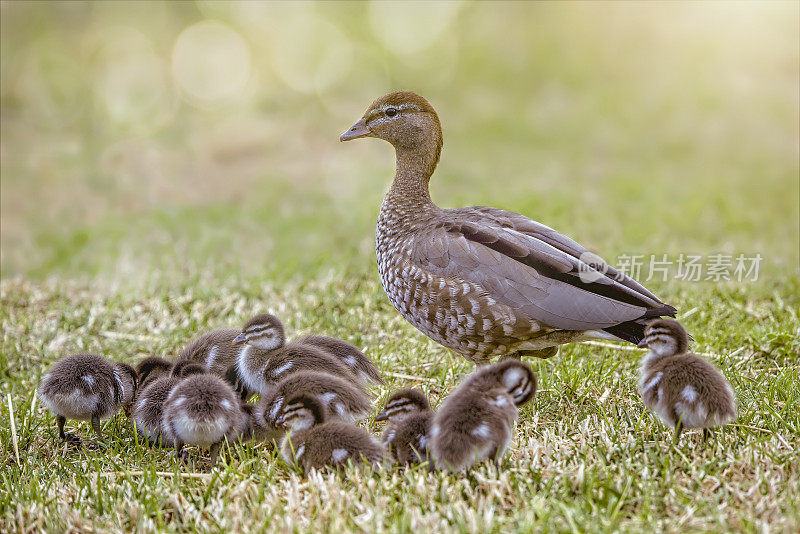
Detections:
[430, 360, 537, 471]
[260, 370, 373, 427]
[38, 353, 137, 444]
[131, 361, 205, 447]
[161, 372, 247, 465]
[275, 394, 386, 473]
[231, 314, 365, 397]
[375, 388, 433, 465]
[638, 318, 737, 442]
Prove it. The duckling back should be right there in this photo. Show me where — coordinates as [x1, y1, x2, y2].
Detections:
[261, 371, 372, 426]
[285, 421, 387, 473]
[175, 329, 242, 376]
[295, 335, 384, 384]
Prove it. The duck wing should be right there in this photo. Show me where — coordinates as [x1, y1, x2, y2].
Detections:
[410, 206, 675, 332]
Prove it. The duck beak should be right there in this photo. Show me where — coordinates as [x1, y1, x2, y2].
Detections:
[340, 118, 371, 141]
[637, 339, 648, 348]
[274, 415, 285, 425]
[232, 333, 247, 346]
[374, 411, 388, 422]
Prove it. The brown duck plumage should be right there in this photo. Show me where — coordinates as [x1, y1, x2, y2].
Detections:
[341, 91, 676, 364]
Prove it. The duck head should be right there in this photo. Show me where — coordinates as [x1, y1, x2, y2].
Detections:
[340, 91, 443, 177]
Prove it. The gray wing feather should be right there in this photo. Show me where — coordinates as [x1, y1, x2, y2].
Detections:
[411, 208, 669, 330]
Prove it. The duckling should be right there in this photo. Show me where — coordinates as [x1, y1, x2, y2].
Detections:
[38, 353, 137, 444]
[275, 394, 386, 473]
[260, 370, 373, 427]
[375, 388, 433, 465]
[430, 360, 537, 471]
[637, 318, 736, 442]
[231, 314, 365, 397]
[295, 334, 384, 384]
[131, 360, 208, 447]
[162, 373, 246, 465]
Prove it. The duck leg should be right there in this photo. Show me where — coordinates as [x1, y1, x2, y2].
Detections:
[57, 415, 81, 445]
[702, 428, 711, 442]
[90, 414, 104, 440]
[174, 441, 189, 462]
[209, 442, 222, 467]
[673, 421, 683, 444]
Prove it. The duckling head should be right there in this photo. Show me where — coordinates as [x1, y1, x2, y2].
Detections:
[231, 313, 285, 351]
[275, 394, 326, 432]
[638, 318, 690, 357]
[375, 388, 430, 422]
[495, 360, 537, 406]
[340, 91, 443, 175]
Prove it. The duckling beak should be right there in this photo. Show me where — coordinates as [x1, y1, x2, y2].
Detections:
[637, 339, 648, 348]
[274, 415, 285, 425]
[340, 118, 371, 141]
[374, 411, 388, 422]
[231, 333, 247, 346]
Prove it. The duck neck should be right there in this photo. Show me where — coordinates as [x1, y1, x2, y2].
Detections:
[385, 142, 439, 212]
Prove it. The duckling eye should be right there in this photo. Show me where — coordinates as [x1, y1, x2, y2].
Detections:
[385, 107, 398, 118]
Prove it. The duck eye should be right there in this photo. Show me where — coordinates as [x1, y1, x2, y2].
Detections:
[385, 107, 397, 118]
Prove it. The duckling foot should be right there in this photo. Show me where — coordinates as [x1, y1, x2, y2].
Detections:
[61, 432, 83, 447]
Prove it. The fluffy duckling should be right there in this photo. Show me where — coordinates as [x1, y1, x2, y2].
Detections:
[375, 389, 433, 465]
[162, 373, 246, 465]
[260, 370, 373, 427]
[38, 353, 137, 444]
[638, 318, 736, 442]
[430, 360, 537, 471]
[231, 314, 365, 397]
[276, 394, 386, 473]
[295, 334, 383, 384]
[131, 361, 206, 447]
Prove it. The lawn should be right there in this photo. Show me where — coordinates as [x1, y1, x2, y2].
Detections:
[1, 2, 798, 532]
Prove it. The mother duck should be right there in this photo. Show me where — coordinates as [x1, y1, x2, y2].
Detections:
[340, 91, 675, 364]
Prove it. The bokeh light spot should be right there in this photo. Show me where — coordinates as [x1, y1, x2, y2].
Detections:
[369, 0, 463, 55]
[172, 20, 251, 105]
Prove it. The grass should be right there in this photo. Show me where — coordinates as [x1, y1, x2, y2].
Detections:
[2, 275, 798, 532]
[1, 1, 799, 532]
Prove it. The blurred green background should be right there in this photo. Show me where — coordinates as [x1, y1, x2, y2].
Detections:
[1, 0, 797, 284]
